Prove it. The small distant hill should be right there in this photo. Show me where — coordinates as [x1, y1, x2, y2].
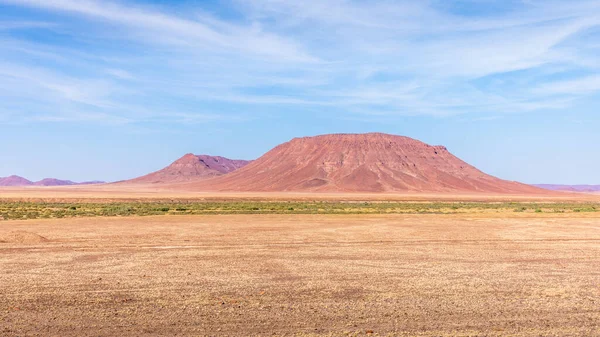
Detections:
[0, 175, 105, 187]
[534, 184, 600, 193]
[0, 175, 33, 186]
[79, 180, 106, 185]
[33, 178, 76, 186]
[121, 154, 251, 184]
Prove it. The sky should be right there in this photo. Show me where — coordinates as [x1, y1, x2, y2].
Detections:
[0, 0, 599, 184]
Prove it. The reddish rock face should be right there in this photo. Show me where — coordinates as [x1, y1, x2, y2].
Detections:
[124, 154, 251, 184]
[190, 133, 545, 193]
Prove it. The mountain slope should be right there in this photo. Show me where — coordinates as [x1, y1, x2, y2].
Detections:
[187, 133, 545, 193]
[124, 154, 251, 184]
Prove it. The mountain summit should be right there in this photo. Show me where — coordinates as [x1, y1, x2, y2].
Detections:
[124, 154, 251, 184]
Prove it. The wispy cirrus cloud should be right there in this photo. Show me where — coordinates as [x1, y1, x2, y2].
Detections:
[0, 20, 57, 30]
[533, 75, 600, 95]
[0, 0, 599, 125]
[1, 0, 317, 62]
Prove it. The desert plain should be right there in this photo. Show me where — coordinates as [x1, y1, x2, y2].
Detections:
[1, 187, 599, 336]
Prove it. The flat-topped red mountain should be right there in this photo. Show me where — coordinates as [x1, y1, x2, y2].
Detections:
[125, 154, 251, 184]
[187, 133, 544, 193]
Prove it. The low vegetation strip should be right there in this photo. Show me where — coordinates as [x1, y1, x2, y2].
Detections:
[0, 201, 598, 220]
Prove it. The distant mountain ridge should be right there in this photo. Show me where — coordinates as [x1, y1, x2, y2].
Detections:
[0, 175, 105, 187]
[534, 184, 600, 193]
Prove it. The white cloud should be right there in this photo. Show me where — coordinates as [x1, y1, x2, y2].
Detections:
[0, 20, 57, 30]
[0, 62, 119, 108]
[105, 68, 134, 80]
[1, 0, 317, 62]
[0, 0, 599, 123]
[533, 75, 600, 95]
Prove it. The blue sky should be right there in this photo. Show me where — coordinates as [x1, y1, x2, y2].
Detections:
[0, 0, 599, 184]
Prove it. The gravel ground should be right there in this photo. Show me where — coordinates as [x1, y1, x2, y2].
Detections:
[1, 213, 599, 336]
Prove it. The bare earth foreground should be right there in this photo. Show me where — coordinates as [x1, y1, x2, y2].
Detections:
[1, 211, 599, 336]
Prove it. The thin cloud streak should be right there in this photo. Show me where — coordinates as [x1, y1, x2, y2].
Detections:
[533, 75, 600, 95]
[2, 0, 318, 62]
[0, 0, 598, 124]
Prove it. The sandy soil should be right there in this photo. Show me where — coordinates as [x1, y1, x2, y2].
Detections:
[1, 185, 598, 202]
[1, 213, 599, 336]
